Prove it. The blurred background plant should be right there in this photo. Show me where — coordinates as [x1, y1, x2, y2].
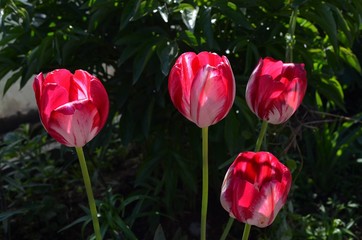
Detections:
[0, 0, 361, 239]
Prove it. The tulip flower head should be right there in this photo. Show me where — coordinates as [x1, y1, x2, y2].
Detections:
[33, 69, 109, 147]
[168, 51, 236, 128]
[245, 57, 307, 124]
[220, 151, 292, 228]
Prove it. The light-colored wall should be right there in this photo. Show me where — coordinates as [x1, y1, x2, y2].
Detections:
[0, 74, 37, 119]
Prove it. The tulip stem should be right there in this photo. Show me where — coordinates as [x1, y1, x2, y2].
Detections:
[220, 217, 234, 240]
[201, 127, 209, 240]
[255, 120, 268, 152]
[241, 223, 251, 240]
[75, 147, 102, 240]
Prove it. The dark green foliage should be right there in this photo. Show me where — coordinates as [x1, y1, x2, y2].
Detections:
[1, 0, 362, 239]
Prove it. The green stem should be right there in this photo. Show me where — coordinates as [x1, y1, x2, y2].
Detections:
[285, 7, 298, 63]
[254, 120, 268, 152]
[220, 217, 234, 240]
[201, 127, 209, 240]
[241, 224, 252, 240]
[75, 147, 102, 240]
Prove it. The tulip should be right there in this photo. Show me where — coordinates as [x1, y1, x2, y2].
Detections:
[245, 57, 307, 124]
[220, 151, 292, 228]
[33, 69, 109, 147]
[168, 51, 236, 128]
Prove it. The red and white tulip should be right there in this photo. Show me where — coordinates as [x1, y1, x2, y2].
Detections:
[168, 51, 236, 128]
[33, 69, 109, 147]
[220, 151, 292, 228]
[246, 57, 307, 124]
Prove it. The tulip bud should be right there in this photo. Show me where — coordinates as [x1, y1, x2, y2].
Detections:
[245, 57, 307, 124]
[168, 51, 236, 128]
[33, 69, 109, 147]
[220, 151, 292, 228]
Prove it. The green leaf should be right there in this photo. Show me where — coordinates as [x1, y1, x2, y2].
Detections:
[179, 30, 198, 47]
[112, 215, 137, 240]
[133, 0, 159, 21]
[180, 5, 199, 31]
[153, 224, 166, 240]
[315, 91, 323, 110]
[157, 4, 169, 22]
[331, 5, 353, 46]
[302, 3, 338, 53]
[173, 3, 195, 12]
[58, 215, 90, 232]
[199, 6, 219, 50]
[0, 66, 16, 91]
[22, 36, 53, 87]
[132, 42, 157, 84]
[118, 44, 141, 66]
[121, 195, 151, 209]
[119, 0, 142, 30]
[156, 40, 179, 76]
[0, 209, 26, 221]
[213, 0, 252, 30]
[340, 47, 361, 74]
[116, 29, 161, 66]
[3, 70, 22, 95]
[286, 159, 297, 173]
[317, 76, 345, 111]
[0, 27, 23, 45]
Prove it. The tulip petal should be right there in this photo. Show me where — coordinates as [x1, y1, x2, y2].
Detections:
[33, 73, 44, 109]
[90, 76, 110, 130]
[220, 167, 233, 215]
[44, 69, 72, 92]
[260, 58, 283, 79]
[249, 176, 290, 227]
[266, 65, 307, 124]
[39, 83, 70, 127]
[47, 100, 100, 147]
[197, 51, 223, 67]
[168, 52, 198, 120]
[245, 59, 264, 113]
[69, 70, 92, 101]
[190, 65, 228, 127]
[219, 57, 236, 119]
